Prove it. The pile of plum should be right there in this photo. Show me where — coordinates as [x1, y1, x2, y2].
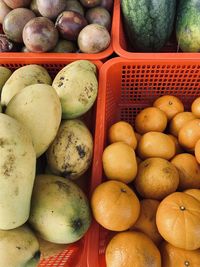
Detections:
[0, 0, 113, 53]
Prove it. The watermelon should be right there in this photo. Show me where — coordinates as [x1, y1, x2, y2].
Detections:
[121, 0, 176, 52]
[176, 0, 200, 52]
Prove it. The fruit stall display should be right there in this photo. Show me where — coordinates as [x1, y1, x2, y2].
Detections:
[0, 0, 200, 267]
[0, 0, 114, 60]
[0, 58, 102, 267]
[88, 57, 200, 267]
[112, 0, 200, 59]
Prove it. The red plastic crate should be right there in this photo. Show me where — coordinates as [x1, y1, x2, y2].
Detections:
[112, 0, 200, 60]
[87, 57, 200, 267]
[0, 58, 102, 267]
[0, 1, 115, 62]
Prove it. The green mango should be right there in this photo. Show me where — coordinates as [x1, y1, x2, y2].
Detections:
[0, 225, 40, 267]
[29, 174, 92, 244]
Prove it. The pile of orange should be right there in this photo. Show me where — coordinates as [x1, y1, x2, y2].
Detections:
[91, 95, 200, 267]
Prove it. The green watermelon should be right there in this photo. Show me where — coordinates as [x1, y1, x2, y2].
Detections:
[121, 0, 176, 52]
[176, 0, 200, 52]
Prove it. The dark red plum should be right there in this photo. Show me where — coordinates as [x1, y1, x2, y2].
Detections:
[78, 24, 111, 53]
[3, 8, 36, 43]
[100, 0, 113, 12]
[30, 0, 41, 16]
[0, 0, 12, 24]
[0, 34, 14, 52]
[3, 0, 31, 8]
[79, 0, 101, 8]
[52, 39, 78, 53]
[55, 11, 87, 41]
[37, 0, 67, 20]
[21, 46, 30, 52]
[65, 0, 85, 16]
[85, 7, 111, 31]
[22, 17, 59, 52]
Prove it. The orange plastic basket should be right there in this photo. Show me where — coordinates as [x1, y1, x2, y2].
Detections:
[112, 0, 200, 60]
[87, 57, 200, 267]
[0, 58, 102, 267]
[0, 2, 115, 62]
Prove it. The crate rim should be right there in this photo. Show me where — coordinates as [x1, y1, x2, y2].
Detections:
[0, 53, 104, 66]
[0, 45, 113, 61]
[99, 56, 200, 69]
[112, 0, 200, 60]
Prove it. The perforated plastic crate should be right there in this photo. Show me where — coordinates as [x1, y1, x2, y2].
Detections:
[39, 244, 80, 267]
[112, 0, 200, 59]
[0, 1, 115, 62]
[88, 57, 200, 267]
[0, 58, 102, 267]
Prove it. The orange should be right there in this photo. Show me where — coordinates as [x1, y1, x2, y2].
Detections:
[156, 192, 200, 250]
[169, 111, 196, 137]
[135, 106, 167, 134]
[153, 95, 184, 120]
[135, 132, 141, 151]
[160, 241, 200, 267]
[131, 199, 163, 245]
[191, 97, 200, 118]
[105, 231, 161, 267]
[136, 156, 142, 165]
[171, 153, 200, 190]
[102, 141, 137, 183]
[195, 139, 200, 164]
[135, 132, 142, 143]
[167, 134, 183, 155]
[108, 121, 137, 149]
[134, 158, 179, 200]
[137, 131, 176, 160]
[178, 119, 200, 151]
[91, 180, 140, 231]
[184, 189, 200, 202]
